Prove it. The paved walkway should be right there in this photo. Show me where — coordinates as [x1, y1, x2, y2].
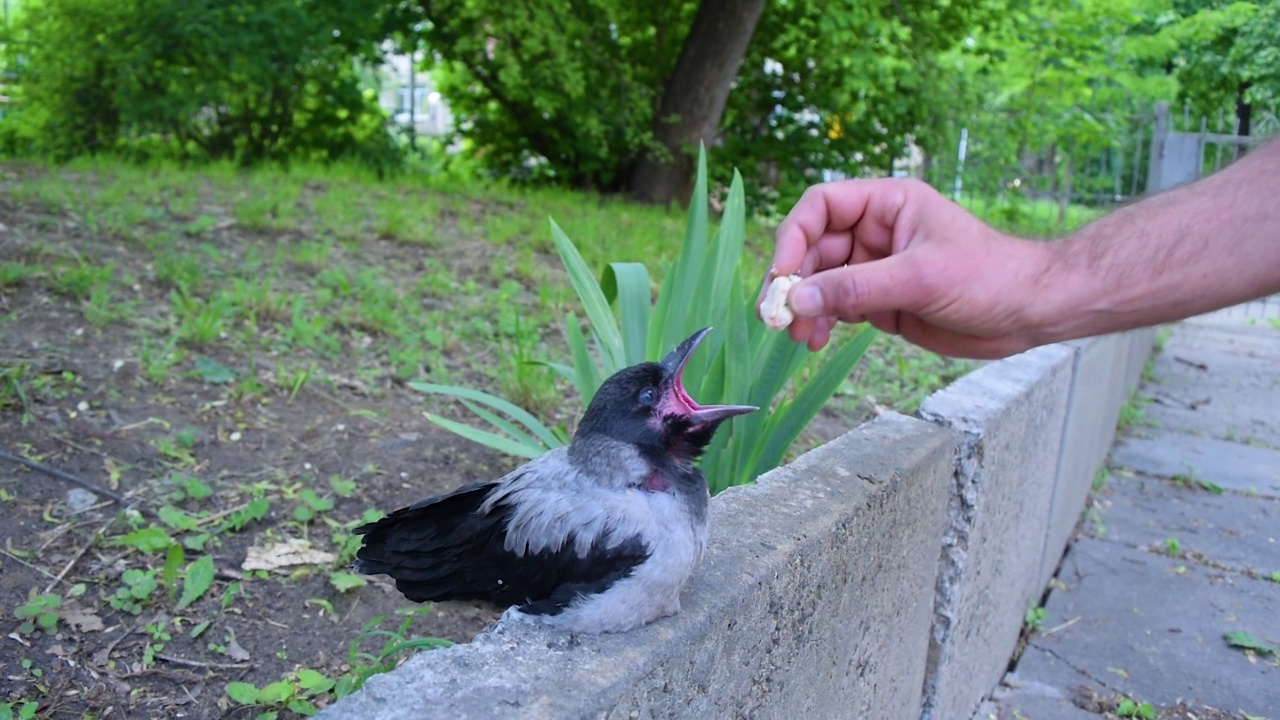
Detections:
[980, 305, 1280, 719]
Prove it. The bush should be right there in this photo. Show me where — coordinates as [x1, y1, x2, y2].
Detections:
[416, 147, 877, 493]
[2, 0, 400, 169]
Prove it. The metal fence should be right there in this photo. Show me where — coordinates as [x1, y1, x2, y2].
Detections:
[1151, 101, 1280, 323]
[914, 101, 1277, 238]
[1149, 101, 1278, 192]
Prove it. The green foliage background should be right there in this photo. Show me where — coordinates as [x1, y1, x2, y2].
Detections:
[1, 0, 399, 167]
[0, 0, 1277, 194]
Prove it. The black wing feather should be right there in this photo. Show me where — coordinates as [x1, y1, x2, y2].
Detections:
[352, 480, 650, 613]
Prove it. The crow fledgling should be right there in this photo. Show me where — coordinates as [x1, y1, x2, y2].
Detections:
[352, 327, 756, 634]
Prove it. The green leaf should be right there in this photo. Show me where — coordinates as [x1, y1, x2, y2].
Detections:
[562, 313, 603, 404]
[600, 262, 651, 365]
[549, 217, 625, 372]
[189, 620, 211, 639]
[226, 681, 259, 705]
[748, 326, 879, 483]
[422, 413, 544, 459]
[177, 555, 215, 610]
[256, 681, 294, 705]
[329, 571, 368, 593]
[287, 698, 318, 716]
[162, 543, 185, 597]
[114, 526, 175, 554]
[411, 382, 561, 449]
[1197, 479, 1224, 494]
[158, 505, 200, 531]
[456, 398, 547, 453]
[294, 668, 329, 690]
[333, 674, 358, 699]
[651, 145, 710, 359]
[1224, 630, 1278, 655]
[194, 356, 236, 384]
[181, 476, 214, 499]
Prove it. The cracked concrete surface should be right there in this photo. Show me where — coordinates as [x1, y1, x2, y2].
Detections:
[975, 307, 1280, 719]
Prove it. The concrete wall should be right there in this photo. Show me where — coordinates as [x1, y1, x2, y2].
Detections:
[320, 330, 1154, 720]
[916, 344, 1076, 720]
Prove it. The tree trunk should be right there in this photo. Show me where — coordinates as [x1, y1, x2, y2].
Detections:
[627, 0, 767, 205]
[1236, 81, 1253, 138]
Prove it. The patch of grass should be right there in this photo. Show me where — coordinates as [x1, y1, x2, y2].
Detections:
[1, 261, 42, 287]
[1140, 357, 1156, 383]
[1117, 389, 1150, 430]
[0, 699, 41, 719]
[232, 178, 303, 232]
[13, 592, 63, 636]
[1, 362, 33, 418]
[137, 336, 185, 385]
[49, 260, 113, 300]
[1024, 604, 1047, 632]
[152, 248, 206, 293]
[171, 290, 234, 346]
[82, 284, 129, 326]
[959, 193, 1105, 238]
[838, 334, 972, 413]
[1170, 463, 1225, 494]
[1114, 697, 1157, 719]
[1153, 326, 1172, 353]
[223, 607, 450, 714]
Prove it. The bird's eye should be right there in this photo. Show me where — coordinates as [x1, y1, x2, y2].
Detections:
[638, 387, 658, 406]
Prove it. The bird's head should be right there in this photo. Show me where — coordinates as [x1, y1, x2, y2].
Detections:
[575, 328, 758, 461]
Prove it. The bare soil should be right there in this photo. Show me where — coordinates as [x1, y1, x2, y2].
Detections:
[0, 179, 524, 718]
[0, 163, 876, 718]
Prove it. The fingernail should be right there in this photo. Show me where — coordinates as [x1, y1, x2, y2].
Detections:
[792, 285, 822, 316]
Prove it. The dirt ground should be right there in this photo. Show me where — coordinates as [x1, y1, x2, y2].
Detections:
[0, 162, 886, 718]
[0, 177, 545, 717]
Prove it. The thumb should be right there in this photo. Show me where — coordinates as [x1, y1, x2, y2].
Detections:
[789, 256, 919, 320]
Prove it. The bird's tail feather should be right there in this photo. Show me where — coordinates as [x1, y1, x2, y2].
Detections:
[351, 482, 499, 591]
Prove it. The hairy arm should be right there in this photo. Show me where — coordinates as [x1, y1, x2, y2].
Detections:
[1033, 137, 1280, 345]
[765, 137, 1280, 358]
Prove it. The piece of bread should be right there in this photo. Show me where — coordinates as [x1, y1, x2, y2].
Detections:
[761, 274, 801, 331]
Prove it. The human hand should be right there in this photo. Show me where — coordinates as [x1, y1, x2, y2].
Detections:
[759, 178, 1055, 359]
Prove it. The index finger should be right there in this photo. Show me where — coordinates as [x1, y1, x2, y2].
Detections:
[772, 180, 876, 276]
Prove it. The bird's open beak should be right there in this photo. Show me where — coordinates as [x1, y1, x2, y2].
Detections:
[659, 327, 758, 425]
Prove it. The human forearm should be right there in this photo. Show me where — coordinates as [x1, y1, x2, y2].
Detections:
[1031, 137, 1280, 344]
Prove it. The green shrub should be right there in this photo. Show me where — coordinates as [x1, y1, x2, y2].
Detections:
[416, 148, 876, 493]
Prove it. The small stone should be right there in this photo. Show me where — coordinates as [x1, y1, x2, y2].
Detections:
[67, 488, 99, 513]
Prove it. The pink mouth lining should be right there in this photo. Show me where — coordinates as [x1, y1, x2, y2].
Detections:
[670, 365, 702, 414]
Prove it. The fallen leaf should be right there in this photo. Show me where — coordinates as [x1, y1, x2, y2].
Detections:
[63, 609, 105, 632]
[242, 539, 335, 572]
[225, 628, 250, 662]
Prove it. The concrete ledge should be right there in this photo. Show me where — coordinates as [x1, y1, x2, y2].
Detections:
[321, 412, 953, 720]
[917, 343, 1075, 720]
[1040, 334, 1130, 586]
[320, 327, 1155, 720]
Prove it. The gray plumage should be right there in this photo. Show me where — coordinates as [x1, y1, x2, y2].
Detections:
[353, 327, 755, 633]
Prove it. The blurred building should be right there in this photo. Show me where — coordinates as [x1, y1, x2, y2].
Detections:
[377, 52, 453, 138]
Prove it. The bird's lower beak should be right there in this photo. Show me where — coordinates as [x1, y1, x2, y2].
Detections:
[659, 328, 758, 425]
